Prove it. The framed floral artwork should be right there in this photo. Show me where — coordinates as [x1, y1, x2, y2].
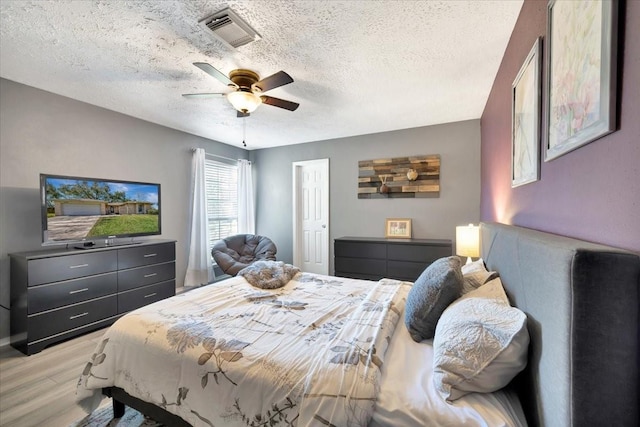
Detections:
[544, 0, 618, 161]
[512, 37, 542, 187]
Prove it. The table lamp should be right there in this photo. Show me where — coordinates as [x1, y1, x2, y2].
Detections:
[456, 224, 480, 264]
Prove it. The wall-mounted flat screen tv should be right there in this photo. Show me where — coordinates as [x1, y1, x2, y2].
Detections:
[41, 174, 161, 245]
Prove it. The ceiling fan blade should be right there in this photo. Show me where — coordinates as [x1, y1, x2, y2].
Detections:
[237, 111, 250, 118]
[253, 71, 293, 92]
[182, 93, 226, 98]
[260, 95, 299, 111]
[193, 62, 236, 87]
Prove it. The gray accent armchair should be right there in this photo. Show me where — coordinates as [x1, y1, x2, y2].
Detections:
[212, 234, 277, 276]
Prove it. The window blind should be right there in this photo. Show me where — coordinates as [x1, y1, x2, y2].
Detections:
[204, 159, 238, 248]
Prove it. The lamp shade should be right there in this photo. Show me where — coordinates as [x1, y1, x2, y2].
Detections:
[456, 224, 480, 258]
[227, 90, 262, 113]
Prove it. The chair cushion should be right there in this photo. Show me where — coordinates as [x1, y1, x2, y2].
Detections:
[212, 234, 277, 276]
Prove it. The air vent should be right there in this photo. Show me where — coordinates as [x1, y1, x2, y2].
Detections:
[199, 7, 261, 49]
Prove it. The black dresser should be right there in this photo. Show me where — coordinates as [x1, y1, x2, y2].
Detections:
[334, 236, 452, 281]
[9, 239, 176, 355]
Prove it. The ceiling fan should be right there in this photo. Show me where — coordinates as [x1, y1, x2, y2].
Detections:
[183, 62, 299, 117]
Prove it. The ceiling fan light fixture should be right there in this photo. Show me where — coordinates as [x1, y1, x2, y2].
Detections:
[227, 90, 262, 113]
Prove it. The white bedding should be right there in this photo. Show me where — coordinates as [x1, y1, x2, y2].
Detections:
[76, 272, 526, 427]
[77, 272, 408, 426]
[372, 316, 527, 427]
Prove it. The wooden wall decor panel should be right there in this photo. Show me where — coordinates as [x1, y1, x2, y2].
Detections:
[358, 155, 440, 198]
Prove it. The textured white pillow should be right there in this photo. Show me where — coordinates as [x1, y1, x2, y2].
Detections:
[460, 258, 498, 294]
[433, 278, 529, 402]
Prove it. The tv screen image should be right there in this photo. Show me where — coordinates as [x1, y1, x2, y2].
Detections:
[41, 174, 161, 244]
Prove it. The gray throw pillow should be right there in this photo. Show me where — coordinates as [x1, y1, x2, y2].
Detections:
[404, 256, 463, 342]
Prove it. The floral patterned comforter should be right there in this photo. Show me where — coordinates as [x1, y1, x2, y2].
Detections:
[76, 272, 410, 427]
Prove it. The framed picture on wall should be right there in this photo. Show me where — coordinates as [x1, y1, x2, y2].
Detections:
[385, 218, 412, 238]
[512, 37, 542, 187]
[544, 0, 618, 161]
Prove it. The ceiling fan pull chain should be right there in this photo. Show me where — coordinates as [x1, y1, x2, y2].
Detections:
[242, 117, 247, 147]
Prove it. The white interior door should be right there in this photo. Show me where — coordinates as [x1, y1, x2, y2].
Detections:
[293, 159, 329, 275]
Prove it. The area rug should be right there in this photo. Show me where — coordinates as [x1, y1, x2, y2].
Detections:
[68, 402, 163, 427]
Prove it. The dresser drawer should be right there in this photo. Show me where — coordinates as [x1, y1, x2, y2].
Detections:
[118, 261, 176, 292]
[334, 257, 386, 277]
[387, 244, 452, 263]
[118, 243, 175, 269]
[29, 295, 117, 341]
[28, 272, 117, 314]
[335, 241, 386, 259]
[334, 271, 384, 281]
[118, 280, 175, 313]
[27, 251, 118, 286]
[387, 260, 429, 282]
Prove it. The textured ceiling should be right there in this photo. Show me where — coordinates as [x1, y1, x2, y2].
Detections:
[0, 1, 523, 150]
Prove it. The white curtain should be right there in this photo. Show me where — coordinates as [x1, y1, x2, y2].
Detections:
[184, 148, 213, 287]
[237, 159, 255, 234]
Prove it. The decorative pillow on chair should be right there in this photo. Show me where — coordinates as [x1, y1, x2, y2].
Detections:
[238, 260, 300, 289]
[404, 256, 463, 342]
[460, 258, 498, 294]
[433, 278, 529, 402]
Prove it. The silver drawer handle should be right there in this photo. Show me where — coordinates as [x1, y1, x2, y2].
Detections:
[144, 273, 157, 278]
[69, 312, 88, 320]
[143, 253, 157, 258]
[144, 293, 157, 298]
[69, 264, 89, 269]
[69, 288, 89, 294]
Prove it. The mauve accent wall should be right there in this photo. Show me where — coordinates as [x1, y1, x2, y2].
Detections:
[481, 0, 640, 253]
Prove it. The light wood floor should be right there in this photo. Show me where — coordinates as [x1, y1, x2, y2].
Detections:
[0, 328, 110, 427]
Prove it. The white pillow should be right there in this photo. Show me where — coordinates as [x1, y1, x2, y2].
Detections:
[433, 278, 529, 402]
[457, 276, 509, 304]
[460, 258, 498, 294]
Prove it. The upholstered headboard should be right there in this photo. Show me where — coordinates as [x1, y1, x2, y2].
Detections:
[480, 223, 639, 427]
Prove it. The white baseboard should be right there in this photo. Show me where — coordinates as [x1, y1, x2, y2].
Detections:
[0, 337, 10, 348]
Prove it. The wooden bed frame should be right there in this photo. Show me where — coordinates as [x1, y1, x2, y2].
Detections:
[102, 223, 640, 426]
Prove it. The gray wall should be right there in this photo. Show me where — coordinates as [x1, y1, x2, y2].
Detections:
[251, 119, 481, 271]
[0, 78, 481, 345]
[0, 78, 248, 344]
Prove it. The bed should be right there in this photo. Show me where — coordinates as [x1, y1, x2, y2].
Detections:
[76, 223, 640, 426]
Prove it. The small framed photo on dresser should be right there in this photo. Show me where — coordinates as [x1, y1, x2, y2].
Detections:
[385, 218, 412, 239]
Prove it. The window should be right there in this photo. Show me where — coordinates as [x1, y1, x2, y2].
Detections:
[205, 159, 238, 249]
